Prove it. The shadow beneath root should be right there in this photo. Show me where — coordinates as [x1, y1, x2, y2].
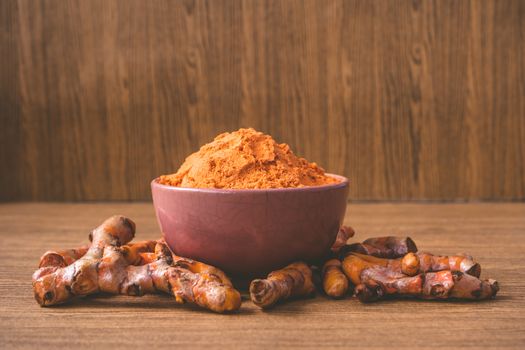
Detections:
[41, 293, 259, 315]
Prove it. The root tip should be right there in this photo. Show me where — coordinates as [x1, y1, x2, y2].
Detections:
[406, 237, 418, 253]
[489, 279, 500, 296]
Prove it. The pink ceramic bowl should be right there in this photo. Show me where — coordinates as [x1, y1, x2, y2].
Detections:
[151, 174, 349, 277]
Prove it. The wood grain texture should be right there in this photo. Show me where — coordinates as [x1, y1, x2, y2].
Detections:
[1, 0, 524, 201]
[0, 203, 524, 348]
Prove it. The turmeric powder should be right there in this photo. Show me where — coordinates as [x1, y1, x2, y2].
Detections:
[158, 128, 339, 189]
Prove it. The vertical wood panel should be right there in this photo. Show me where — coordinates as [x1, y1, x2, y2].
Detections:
[0, 0, 524, 201]
[0, 0, 21, 201]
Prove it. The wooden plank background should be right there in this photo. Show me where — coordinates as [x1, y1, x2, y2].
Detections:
[1, 0, 524, 201]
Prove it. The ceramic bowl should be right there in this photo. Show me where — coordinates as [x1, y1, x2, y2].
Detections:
[151, 174, 349, 277]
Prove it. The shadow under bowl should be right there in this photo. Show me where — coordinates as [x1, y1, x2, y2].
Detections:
[151, 174, 349, 277]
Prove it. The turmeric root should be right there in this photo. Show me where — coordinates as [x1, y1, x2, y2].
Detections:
[120, 240, 157, 265]
[33, 216, 241, 313]
[355, 268, 451, 302]
[322, 259, 350, 298]
[138, 252, 156, 264]
[417, 252, 481, 278]
[340, 236, 417, 259]
[342, 253, 420, 285]
[331, 226, 355, 253]
[449, 271, 499, 299]
[34, 246, 91, 284]
[33, 215, 498, 311]
[358, 267, 452, 301]
[401, 252, 420, 276]
[33, 215, 136, 306]
[250, 262, 315, 308]
[149, 246, 239, 309]
[354, 267, 498, 302]
[39, 246, 89, 268]
[172, 255, 235, 288]
[35, 240, 156, 282]
[342, 251, 480, 285]
[99, 242, 241, 313]
[136, 241, 236, 288]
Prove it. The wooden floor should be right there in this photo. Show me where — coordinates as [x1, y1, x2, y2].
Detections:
[0, 203, 524, 349]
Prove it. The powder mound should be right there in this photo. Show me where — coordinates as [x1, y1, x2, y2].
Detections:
[158, 128, 339, 189]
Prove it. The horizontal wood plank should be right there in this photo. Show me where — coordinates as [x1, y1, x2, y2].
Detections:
[0, 203, 524, 348]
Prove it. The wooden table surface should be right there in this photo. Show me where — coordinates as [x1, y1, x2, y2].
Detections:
[1, 203, 524, 349]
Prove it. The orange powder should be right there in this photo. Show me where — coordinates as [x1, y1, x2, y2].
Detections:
[158, 128, 339, 189]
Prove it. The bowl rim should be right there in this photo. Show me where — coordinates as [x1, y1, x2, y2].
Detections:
[151, 173, 349, 194]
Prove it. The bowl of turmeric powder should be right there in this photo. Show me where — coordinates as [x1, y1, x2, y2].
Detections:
[151, 128, 349, 276]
